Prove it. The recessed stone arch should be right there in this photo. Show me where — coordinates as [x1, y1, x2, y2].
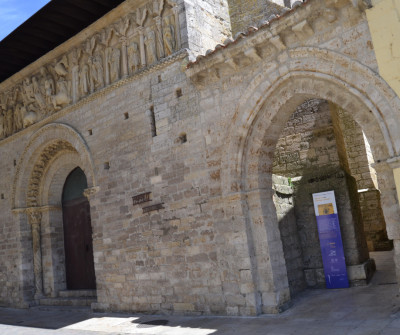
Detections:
[12, 122, 97, 302]
[221, 48, 400, 313]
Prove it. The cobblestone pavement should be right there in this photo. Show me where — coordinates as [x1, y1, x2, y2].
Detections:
[0, 251, 399, 335]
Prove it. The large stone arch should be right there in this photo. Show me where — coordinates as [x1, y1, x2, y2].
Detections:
[12, 123, 98, 302]
[221, 48, 400, 313]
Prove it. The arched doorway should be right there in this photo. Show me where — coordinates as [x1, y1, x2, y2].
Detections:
[271, 98, 389, 297]
[62, 167, 96, 290]
[221, 49, 400, 313]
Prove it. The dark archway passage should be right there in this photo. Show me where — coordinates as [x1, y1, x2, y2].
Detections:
[62, 167, 96, 290]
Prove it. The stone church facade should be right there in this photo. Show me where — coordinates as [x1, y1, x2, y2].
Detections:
[1, 0, 400, 316]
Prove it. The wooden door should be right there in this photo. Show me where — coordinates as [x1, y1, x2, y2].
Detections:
[62, 168, 96, 290]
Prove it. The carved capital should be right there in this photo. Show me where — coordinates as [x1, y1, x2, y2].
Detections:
[83, 186, 100, 200]
[27, 208, 42, 226]
[119, 36, 128, 45]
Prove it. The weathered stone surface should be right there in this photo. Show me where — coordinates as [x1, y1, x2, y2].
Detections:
[0, 0, 399, 317]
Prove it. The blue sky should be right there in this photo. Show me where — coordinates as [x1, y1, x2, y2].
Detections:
[0, 0, 51, 41]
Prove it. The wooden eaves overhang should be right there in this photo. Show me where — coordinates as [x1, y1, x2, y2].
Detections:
[0, 0, 126, 83]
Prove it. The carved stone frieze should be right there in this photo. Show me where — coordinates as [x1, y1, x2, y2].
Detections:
[0, 0, 180, 142]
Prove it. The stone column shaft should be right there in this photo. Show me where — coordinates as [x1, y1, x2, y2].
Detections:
[120, 37, 128, 77]
[28, 209, 43, 299]
[139, 28, 146, 67]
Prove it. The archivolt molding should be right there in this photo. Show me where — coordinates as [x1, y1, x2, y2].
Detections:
[221, 47, 400, 196]
[26, 141, 76, 207]
[12, 123, 96, 209]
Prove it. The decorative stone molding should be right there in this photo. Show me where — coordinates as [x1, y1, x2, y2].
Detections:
[270, 36, 286, 51]
[27, 140, 76, 208]
[244, 47, 262, 62]
[0, 0, 181, 142]
[291, 20, 314, 40]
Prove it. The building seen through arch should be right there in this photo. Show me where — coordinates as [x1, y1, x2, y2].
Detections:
[0, 0, 400, 316]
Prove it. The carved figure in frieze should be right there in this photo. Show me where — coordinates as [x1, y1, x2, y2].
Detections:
[32, 76, 46, 110]
[0, 94, 7, 137]
[136, 7, 148, 27]
[107, 47, 121, 83]
[116, 16, 130, 37]
[23, 107, 38, 128]
[69, 48, 83, 103]
[128, 42, 140, 73]
[54, 55, 69, 77]
[155, 18, 165, 59]
[0, 111, 4, 139]
[145, 30, 157, 65]
[14, 104, 24, 132]
[0, 93, 6, 112]
[5, 108, 14, 137]
[91, 54, 104, 89]
[154, 0, 165, 17]
[41, 67, 55, 106]
[22, 78, 35, 104]
[51, 77, 70, 110]
[163, 16, 176, 56]
[80, 64, 90, 95]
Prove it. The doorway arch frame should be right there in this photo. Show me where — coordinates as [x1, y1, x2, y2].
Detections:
[221, 47, 400, 313]
[12, 123, 98, 302]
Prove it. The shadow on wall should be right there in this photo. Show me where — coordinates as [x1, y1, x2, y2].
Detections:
[273, 167, 375, 298]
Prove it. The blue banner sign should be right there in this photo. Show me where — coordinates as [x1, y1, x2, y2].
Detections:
[312, 191, 349, 289]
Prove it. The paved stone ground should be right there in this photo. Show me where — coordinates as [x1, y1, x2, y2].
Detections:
[0, 251, 399, 335]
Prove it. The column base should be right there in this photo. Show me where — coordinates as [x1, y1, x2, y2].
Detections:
[304, 258, 376, 288]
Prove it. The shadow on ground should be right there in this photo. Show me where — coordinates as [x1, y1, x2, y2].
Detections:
[0, 251, 399, 335]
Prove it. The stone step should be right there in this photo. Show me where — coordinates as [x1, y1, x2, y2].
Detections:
[58, 289, 97, 298]
[39, 297, 96, 307]
[33, 305, 92, 313]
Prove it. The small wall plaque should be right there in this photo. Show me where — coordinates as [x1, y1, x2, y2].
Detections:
[132, 192, 151, 206]
[142, 203, 164, 214]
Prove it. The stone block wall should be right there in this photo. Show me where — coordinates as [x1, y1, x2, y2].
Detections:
[227, 0, 286, 35]
[273, 175, 306, 296]
[366, 0, 400, 96]
[273, 99, 340, 177]
[330, 106, 392, 251]
[184, 0, 232, 57]
[272, 98, 370, 291]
